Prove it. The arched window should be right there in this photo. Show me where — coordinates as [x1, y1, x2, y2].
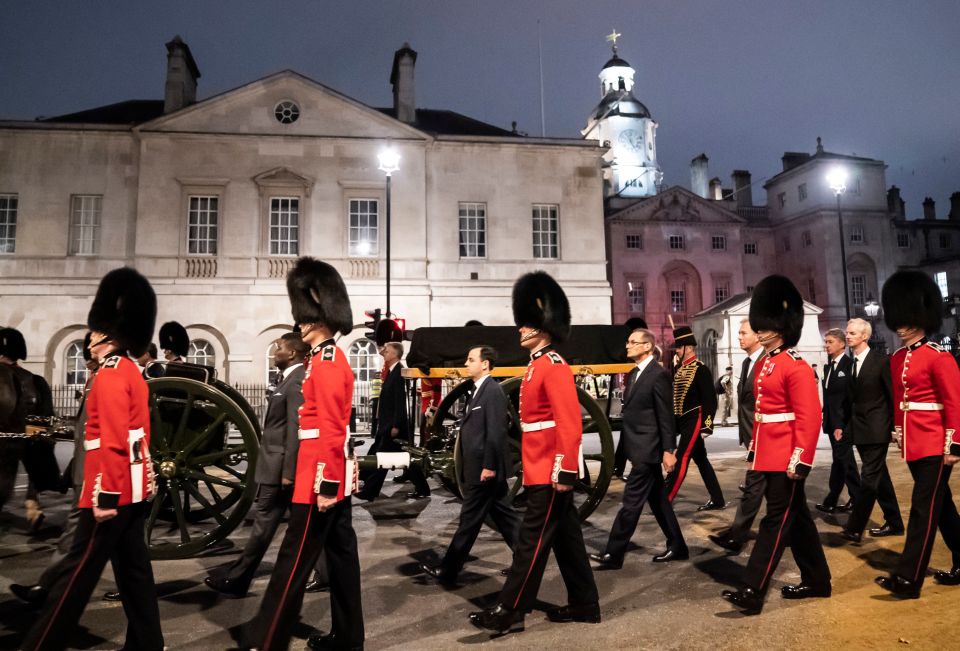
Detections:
[187, 339, 215, 367]
[64, 340, 88, 386]
[348, 339, 380, 383]
[265, 341, 279, 386]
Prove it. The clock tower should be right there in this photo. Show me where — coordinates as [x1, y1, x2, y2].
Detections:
[582, 32, 661, 200]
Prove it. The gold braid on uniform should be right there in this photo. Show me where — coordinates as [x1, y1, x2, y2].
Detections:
[673, 363, 697, 416]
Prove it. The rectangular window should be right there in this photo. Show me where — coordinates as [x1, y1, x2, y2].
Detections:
[69, 195, 102, 255]
[783, 236, 791, 252]
[625, 234, 642, 250]
[798, 184, 807, 201]
[851, 274, 866, 306]
[936, 271, 948, 298]
[628, 282, 645, 314]
[0, 194, 19, 254]
[269, 197, 299, 256]
[897, 231, 910, 248]
[532, 204, 559, 259]
[807, 277, 817, 303]
[940, 233, 952, 249]
[777, 192, 786, 208]
[669, 234, 684, 250]
[744, 241, 758, 255]
[670, 289, 686, 314]
[458, 202, 487, 258]
[714, 280, 730, 304]
[187, 195, 218, 255]
[850, 224, 864, 244]
[711, 235, 726, 251]
[802, 231, 812, 248]
[348, 198, 379, 257]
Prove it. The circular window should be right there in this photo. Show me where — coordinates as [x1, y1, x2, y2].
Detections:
[274, 101, 300, 124]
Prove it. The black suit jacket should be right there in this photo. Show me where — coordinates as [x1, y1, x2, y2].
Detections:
[737, 353, 763, 448]
[822, 354, 852, 434]
[845, 349, 894, 446]
[458, 376, 511, 485]
[255, 364, 305, 485]
[376, 363, 408, 442]
[621, 361, 675, 465]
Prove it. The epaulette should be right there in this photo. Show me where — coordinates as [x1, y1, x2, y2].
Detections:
[787, 349, 803, 361]
[101, 356, 121, 370]
[546, 351, 565, 365]
[320, 345, 336, 362]
[925, 341, 944, 353]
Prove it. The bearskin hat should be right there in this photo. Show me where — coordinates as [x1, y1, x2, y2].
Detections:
[0, 327, 27, 361]
[159, 321, 190, 357]
[749, 274, 804, 348]
[512, 271, 571, 343]
[624, 317, 648, 332]
[82, 331, 93, 362]
[672, 325, 697, 347]
[882, 270, 942, 334]
[87, 267, 157, 357]
[286, 257, 353, 336]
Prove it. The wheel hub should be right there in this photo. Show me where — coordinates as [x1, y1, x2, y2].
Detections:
[159, 459, 178, 479]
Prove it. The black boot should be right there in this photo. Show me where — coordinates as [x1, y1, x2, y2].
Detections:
[875, 574, 921, 599]
[721, 587, 763, 615]
[933, 565, 960, 586]
[468, 604, 525, 634]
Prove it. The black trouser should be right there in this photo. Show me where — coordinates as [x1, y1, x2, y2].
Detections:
[361, 459, 430, 498]
[742, 472, 831, 596]
[845, 442, 903, 535]
[0, 439, 25, 510]
[243, 499, 363, 651]
[665, 415, 724, 504]
[38, 485, 84, 591]
[613, 434, 627, 476]
[605, 461, 686, 562]
[21, 502, 163, 651]
[895, 456, 960, 585]
[727, 468, 766, 543]
[498, 485, 598, 612]
[441, 480, 520, 578]
[822, 432, 860, 507]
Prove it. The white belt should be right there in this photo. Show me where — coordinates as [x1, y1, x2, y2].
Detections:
[521, 420, 556, 433]
[901, 402, 943, 411]
[299, 428, 319, 440]
[755, 412, 795, 423]
[83, 438, 101, 451]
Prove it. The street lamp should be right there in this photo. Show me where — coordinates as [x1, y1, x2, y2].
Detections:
[864, 294, 885, 353]
[946, 293, 960, 354]
[827, 167, 850, 320]
[377, 146, 400, 315]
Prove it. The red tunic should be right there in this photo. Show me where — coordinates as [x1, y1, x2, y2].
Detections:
[294, 340, 355, 504]
[750, 347, 821, 475]
[518, 346, 582, 486]
[80, 354, 154, 509]
[890, 339, 960, 461]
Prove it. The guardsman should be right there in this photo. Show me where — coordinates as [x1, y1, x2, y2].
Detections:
[874, 270, 960, 598]
[469, 271, 599, 635]
[242, 257, 363, 651]
[722, 275, 831, 615]
[159, 320, 189, 363]
[663, 326, 725, 511]
[21, 267, 164, 651]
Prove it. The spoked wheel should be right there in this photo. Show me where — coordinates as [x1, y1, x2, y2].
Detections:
[146, 377, 260, 559]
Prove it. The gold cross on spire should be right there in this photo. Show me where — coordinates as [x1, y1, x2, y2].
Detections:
[605, 29, 622, 54]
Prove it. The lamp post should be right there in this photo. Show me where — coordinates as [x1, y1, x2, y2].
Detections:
[946, 293, 960, 355]
[864, 294, 884, 354]
[827, 167, 850, 320]
[377, 146, 400, 316]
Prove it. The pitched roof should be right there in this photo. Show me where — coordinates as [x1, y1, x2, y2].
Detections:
[42, 100, 165, 125]
[375, 107, 517, 137]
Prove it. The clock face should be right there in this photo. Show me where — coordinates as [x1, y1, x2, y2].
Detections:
[618, 128, 642, 152]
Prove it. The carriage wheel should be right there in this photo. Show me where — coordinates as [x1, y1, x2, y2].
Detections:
[146, 377, 260, 559]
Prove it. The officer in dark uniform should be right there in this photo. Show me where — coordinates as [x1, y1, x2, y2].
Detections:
[159, 321, 189, 363]
[663, 326, 725, 511]
[21, 267, 164, 651]
[875, 270, 960, 598]
[469, 271, 599, 635]
[242, 257, 363, 651]
[722, 275, 831, 615]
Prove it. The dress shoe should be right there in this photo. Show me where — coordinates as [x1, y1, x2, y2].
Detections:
[546, 602, 601, 623]
[738, 483, 747, 493]
[406, 490, 430, 499]
[840, 530, 863, 544]
[708, 534, 744, 554]
[468, 604, 525, 634]
[721, 587, 763, 615]
[352, 491, 376, 503]
[836, 501, 854, 513]
[419, 562, 456, 586]
[306, 631, 364, 650]
[305, 577, 330, 593]
[933, 565, 960, 586]
[652, 548, 689, 563]
[204, 576, 247, 598]
[392, 473, 410, 483]
[875, 574, 920, 599]
[869, 523, 905, 538]
[10, 583, 47, 606]
[103, 591, 121, 601]
[588, 553, 623, 569]
[781, 583, 831, 599]
[815, 503, 837, 514]
[499, 567, 510, 577]
[697, 499, 725, 512]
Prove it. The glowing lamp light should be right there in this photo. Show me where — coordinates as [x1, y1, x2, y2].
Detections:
[826, 167, 847, 195]
[377, 147, 400, 176]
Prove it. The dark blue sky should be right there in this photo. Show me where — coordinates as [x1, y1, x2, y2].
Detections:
[3, 1, 959, 215]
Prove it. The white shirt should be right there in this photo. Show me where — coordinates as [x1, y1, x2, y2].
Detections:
[634, 355, 655, 376]
[852, 346, 870, 376]
[387, 360, 399, 374]
[282, 362, 303, 381]
[745, 347, 763, 379]
[473, 373, 490, 392]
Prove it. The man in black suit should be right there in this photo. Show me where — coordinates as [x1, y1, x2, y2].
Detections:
[841, 318, 904, 542]
[710, 319, 766, 554]
[816, 328, 860, 514]
[357, 342, 431, 500]
[591, 328, 687, 568]
[205, 332, 312, 597]
[420, 346, 520, 584]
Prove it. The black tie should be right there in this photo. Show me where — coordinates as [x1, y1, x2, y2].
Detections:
[740, 356, 751, 392]
[827, 360, 835, 386]
[852, 357, 859, 379]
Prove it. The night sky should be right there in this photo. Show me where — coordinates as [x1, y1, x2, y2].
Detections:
[3, 1, 958, 215]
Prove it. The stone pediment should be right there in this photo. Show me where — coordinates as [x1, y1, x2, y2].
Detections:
[253, 167, 314, 196]
[608, 186, 745, 224]
[136, 70, 428, 140]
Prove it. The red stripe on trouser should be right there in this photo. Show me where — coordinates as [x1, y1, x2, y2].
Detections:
[668, 409, 702, 502]
[33, 522, 100, 651]
[759, 482, 797, 591]
[263, 507, 313, 651]
[914, 459, 946, 582]
[512, 489, 556, 611]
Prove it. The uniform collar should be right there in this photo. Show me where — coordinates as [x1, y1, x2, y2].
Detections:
[768, 346, 785, 358]
[908, 337, 928, 351]
[681, 355, 697, 366]
[531, 344, 555, 360]
[310, 338, 336, 356]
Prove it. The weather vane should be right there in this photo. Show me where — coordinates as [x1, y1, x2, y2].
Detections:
[605, 29, 622, 55]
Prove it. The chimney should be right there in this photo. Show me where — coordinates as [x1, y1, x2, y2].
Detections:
[781, 152, 812, 172]
[923, 197, 936, 220]
[690, 153, 709, 198]
[731, 170, 753, 208]
[164, 36, 200, 114]
[887, 186, 905, 219]
[709, 177, 723, 200]
[390, 43, 417, 124]
[950, 192, 960, 221]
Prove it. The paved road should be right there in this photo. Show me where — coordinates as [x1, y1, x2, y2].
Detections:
[1, 428, 956, 649]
